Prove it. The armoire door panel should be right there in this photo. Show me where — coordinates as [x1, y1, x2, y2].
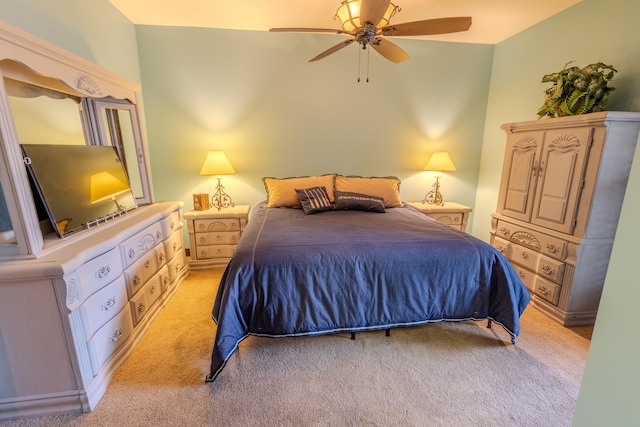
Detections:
[532, 127, 592, 234]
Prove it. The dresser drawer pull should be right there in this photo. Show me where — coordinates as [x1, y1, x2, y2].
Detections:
[129, 248, 136, 259]
[137, 302, 146, 313]
[133, 275, 141, 286]
[173, 242, 178, 251]
[150, 285, 157, 294]
[164, 276, 171, 285]
[215, 235, 223, 241]
[500, 227, 510, 237]
[546, 243, 559, 254]
[101, 297, 117, 311]
[159, 253, 165, 262]
[517, 269, 525, 278]
[109, 328, 122, 343]
[170, 221, 176, 231]
[145, 260, 151, 268]
[199, 236, 207, 244]
[95, 264, 111, 279]
[538, 285, 551, 295]
[520, 251, 528, 259]
[156, 231, 162, 240]
[496, 245, 506, 253]
[541, 264, 556, 275]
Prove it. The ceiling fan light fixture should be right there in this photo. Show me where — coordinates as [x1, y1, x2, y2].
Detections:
[335, 0, 399, 32]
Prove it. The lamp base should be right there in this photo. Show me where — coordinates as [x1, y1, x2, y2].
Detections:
[422, 177, 444, 206]
[210, 177, 235, 211]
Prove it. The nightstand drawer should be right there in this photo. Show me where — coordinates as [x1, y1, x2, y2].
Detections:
[196, 231, 240, 245]
[196, 245, 237, 259]
[429, 212, 464, 227]
[194, 218, 241, 232]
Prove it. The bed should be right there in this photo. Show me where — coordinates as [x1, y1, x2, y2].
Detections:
[206, 175, 530, 382]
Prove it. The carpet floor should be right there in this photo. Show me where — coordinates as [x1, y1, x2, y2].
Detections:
[1, 268, 592, 426]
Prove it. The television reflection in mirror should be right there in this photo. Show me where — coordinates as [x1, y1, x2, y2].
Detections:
[21, 144, 138, 238]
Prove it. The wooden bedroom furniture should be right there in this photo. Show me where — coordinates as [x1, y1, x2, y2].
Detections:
[0, 202, 189, 419]
[407, 202, 472, 232]
[185, 205, 250, 269]
[0, 21, 189, 419]
[490, 112, 640, 326]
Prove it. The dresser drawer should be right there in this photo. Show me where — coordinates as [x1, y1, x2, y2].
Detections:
[167, 249, 186, 284]
[194, 218, 241, 233]
[130, 271, 164, 325]
[196, 230, 240, 246]
[511, 264, 536, 292]
[121, 221, 164, 267]
[196, 245, 236, 260]
[495, 219, 567, 260]
[124, 243, 165, 298]
[533, 276, 561, 306]
[76, 247, 123, 298]
[80, 275, 128, 338]
[164, 228, 184, 261]
[162, 210, 182, 238]
[87, 305, 134, 375]
[429, 212, 464, 228]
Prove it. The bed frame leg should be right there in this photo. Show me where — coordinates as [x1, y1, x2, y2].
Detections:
[487, 319, 492, 329]
[351, 332, 356, 340]
[385, 328, 390, 337]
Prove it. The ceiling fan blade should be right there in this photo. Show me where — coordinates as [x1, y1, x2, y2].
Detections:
[309, 39, 356, 62]
[270, 27, 351, 35]
[371, 38, 409, 63]
[360, 0, 391, 26]
[381, 17, 472, 37]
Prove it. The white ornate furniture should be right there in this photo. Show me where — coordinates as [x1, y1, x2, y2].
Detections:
[0, 202, 188, 419]
[0, 21, 189, 420]
[407, 202, 472, 232]
[185, 205, 250, 269]
[490, 112, 640, 326]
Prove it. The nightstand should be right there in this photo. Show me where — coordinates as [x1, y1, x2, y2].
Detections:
[184, 205, 250, 269]
[407, 202, 472, 232]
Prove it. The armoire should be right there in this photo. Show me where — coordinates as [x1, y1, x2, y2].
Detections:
[490, 111, 640, 326]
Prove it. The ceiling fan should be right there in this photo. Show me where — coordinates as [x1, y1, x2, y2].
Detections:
[269, 0, 472, 64]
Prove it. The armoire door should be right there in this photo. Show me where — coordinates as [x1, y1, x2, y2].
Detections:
[531, 126, 593, 234]
[497, 130, 545, 222]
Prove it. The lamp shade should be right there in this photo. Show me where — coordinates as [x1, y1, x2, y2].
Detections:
[335, 0, 398, 32]
[200, 151, 235, 176]
[424, 152, 456, 172]
[90, 171, 130, 203]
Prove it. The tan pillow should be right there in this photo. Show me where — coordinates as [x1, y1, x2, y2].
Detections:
[334, 175, 403, 208]
[263, 174, 336, 207]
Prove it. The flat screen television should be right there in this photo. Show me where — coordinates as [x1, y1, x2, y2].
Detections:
[21, 144, 138, 237]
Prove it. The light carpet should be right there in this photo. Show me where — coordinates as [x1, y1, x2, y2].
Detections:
[2, 269, 592, 426]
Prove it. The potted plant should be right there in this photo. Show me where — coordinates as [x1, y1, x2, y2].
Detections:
[537, 62, 617, 118]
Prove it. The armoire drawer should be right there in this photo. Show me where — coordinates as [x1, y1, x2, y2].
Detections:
[194, 218, 241, 232]
[196, 245, 236, 260]
[87, 305, 134, 375]
[80, 275, 128, 339]
[495, 219, 567, 260]
[196, 230, 240, 246]
[493, 235, 565, 285]
[533, 276, 561, 306]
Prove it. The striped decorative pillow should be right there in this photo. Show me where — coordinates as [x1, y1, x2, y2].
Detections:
[295, 186, 333, 215]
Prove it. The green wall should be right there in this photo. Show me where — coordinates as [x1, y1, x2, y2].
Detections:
[135, 26, 493, 218]
[475, 0, 640, 425]
[1, 0, 640, 424]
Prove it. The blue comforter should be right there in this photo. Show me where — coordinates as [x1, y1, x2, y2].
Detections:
[206, 203, 530, 382]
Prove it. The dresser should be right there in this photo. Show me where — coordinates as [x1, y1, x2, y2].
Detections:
[407, 202, 472, 232]
[490, 112, 640, 326]
[0, 202, 189, 419]
[185, 205, 250, 269]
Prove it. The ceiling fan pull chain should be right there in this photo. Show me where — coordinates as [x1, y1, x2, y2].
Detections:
[366, 47, 370, 83]
[357, 47, 362, 82]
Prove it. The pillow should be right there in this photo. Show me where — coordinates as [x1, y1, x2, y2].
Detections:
[333, 191, 386, 213]
[295, 186, 334, 215]
[334, 175, 403, 208]
[263, 174, 336, 208]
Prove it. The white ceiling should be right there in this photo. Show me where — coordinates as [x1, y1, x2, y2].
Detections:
[109, 0, 582, 44]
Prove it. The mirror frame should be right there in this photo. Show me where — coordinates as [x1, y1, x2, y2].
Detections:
[0, 20, 154, 258]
